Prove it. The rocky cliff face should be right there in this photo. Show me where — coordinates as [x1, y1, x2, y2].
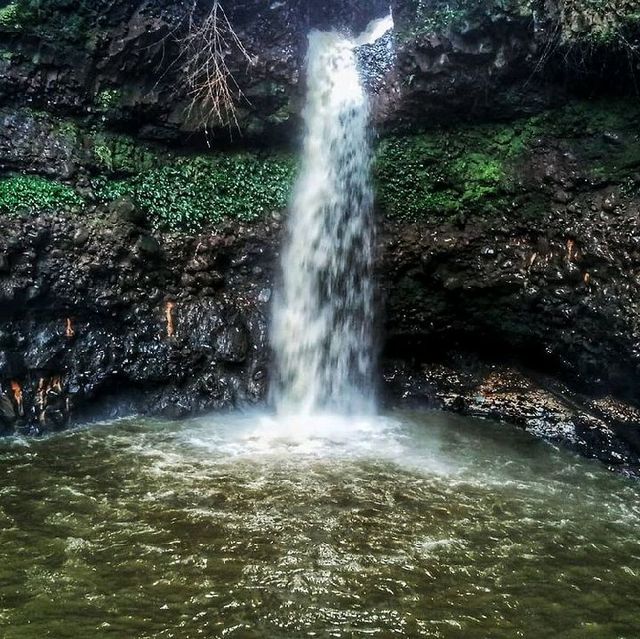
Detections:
[0, 0, 388, 144]
[0, 0, 639, 474]
[381, 0, 640, 129]
[378, 101, 640, 475]
[0, 207, 278, 432]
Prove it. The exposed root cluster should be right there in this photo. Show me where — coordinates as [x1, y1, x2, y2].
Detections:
[557, 0, 639, 44]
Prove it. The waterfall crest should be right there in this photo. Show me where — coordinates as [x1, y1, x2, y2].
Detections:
[271, 28, 376, 416]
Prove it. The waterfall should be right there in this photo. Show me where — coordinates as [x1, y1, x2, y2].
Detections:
[271, 24, 387, 417]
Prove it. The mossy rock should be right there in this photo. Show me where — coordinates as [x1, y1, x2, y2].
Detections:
[375, 98, 640, 222]
[0, 0, 99, 43]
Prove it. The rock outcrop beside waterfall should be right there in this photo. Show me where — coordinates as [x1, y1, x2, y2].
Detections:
[0, 0, 639, 474]
[0, 209, 278, 432]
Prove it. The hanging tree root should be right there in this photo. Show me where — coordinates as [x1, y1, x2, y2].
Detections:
[178, 0, 255, 134]
[556, 0, 640, 50]
[525, 0, 640, 85]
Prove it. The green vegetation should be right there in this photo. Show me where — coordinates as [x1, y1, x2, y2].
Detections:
[96, 89, 121, 111]
[0, 149, 294, 230]
[0, 2, 20, 29]
[376, 123, 528, 221]
[3, 99, 638, 230]
[54, 120, 80, 143]
[546, 101, 640, 182]
[0, 107, 296, 231]
[95, 154, 295, 232]
[89, 132, 160, 174]
[0, 175, 83, 214]
[375, 99, 640, 221]
[0, 0, 98, 42]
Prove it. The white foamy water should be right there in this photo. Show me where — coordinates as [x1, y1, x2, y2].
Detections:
[271, 27, 377, 416]
[355, 13, 394, 46]
[177, 412, 406, 461]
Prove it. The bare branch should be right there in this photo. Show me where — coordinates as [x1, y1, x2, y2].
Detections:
[177, 0, 255, 136]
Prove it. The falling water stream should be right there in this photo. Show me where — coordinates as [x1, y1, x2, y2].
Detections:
[0, 16, 639, 639]
[271, 26, 377, 416]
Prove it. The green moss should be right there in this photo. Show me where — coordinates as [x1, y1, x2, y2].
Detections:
[54, 120, 80, 143]
[375, 123, 528, 221]
[93, 143, 112, 171]
[586, 141, 640, 182]
[545, 100, 634, 135]
[94, 154, 295, 232]
[375, 99, 640, 222]
[0, 175, 83, 214]
[551, 100, 640, 181]
[0, 2, 21, 29]
[0, 112, 292, 232]
[0, 0, 95, 42]
[0, 2, 18, 27]
[89, 132, 162, 174]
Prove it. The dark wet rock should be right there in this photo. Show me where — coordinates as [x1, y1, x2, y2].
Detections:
[215, 323, 250, 364]
[110, 197, 145, 226]
[0, 0, 634, 145]
[0, 0, 389, 145]
[0, 392, 17, 434]
[376, 104, 640, 410]
[134, 235, 162, 259]
[2, 165, 638, 474]
[0, 212, 278, 433]
[73, 228, 90, 247]
[0, 110, 78, 178]
[377, 0, 640, 130]
[382, 355, 640, 477]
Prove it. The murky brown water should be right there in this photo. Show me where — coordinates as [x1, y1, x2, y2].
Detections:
[0, 410, 638, 638]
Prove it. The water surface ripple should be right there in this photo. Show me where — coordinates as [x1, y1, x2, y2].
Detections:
[0, 411, 638, 638]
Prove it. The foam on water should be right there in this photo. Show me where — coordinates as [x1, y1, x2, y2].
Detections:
[179, 412, 406, 460]
[2, 409, 639, 638]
